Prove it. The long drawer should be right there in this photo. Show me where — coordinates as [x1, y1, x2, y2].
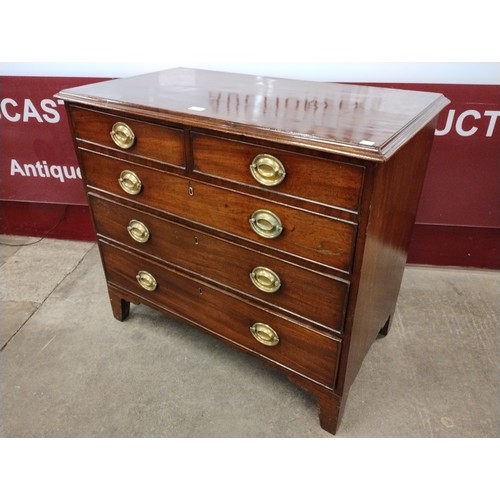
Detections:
[90, 194, 348, 332]
[100, 241, 341, 388]
[192, 133, 364, 212]
[70, 107, 185, 167]
[81, 149, 356, 272]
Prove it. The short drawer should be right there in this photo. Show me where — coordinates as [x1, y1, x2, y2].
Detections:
[81, 150, 356, 273]
[90, 195, 349, 332]
[70, 106, 185, 167]
[192, 133, 363, 212]
[100, 241, 341, 388]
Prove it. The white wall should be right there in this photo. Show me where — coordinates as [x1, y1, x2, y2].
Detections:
[2, 1, 498, 84]
[1, 62, 499, 84]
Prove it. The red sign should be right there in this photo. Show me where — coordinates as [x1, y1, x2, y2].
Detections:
[1, 76, 499, 267]
[362, 83, 500, 230]
[1, 76, 108, 204]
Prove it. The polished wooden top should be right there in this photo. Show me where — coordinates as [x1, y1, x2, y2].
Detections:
[56, 67, 449, 160]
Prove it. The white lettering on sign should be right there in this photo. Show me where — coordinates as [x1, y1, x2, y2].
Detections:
[0, 98, 63, 123]
[10, 159, 82, 183]
[435, 109, 500, 137]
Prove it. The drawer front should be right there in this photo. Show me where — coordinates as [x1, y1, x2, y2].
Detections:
[192, 133, 363, 211]
[70, 107, 185, 167]
[90, 195, 348, 332]
[81, 150, 356, 272]
[100, 241, 341, 388]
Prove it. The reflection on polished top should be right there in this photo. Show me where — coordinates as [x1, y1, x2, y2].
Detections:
[56, 67, 449, 160]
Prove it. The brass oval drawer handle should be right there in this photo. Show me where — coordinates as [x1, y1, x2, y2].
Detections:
[250, 322, 280, 347]
[249, 209, 283, 239]
[250, 266, 281, 293]
[118, 170, 142, 195]
[136, 270, 157, 291]
[250, 154, 286, 186]
[127, 219, 150, 243]
[110, 121, 136, 149]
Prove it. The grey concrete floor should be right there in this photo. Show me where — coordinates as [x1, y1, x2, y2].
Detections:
[1, 234, 498, 437]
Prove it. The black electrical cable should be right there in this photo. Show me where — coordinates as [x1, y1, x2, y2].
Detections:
[0, 205, 69, 247]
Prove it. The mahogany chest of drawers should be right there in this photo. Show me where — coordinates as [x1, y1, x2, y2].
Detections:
[56, 68, 448, 434]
